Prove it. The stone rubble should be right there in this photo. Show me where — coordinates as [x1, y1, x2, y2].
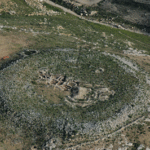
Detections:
[37, 68, 115, 107]
[90, 11, 98, 16]
[118, 147, 128, 150]
[137, 144, 145, 150]
[103, 52, 139, 74]
[9, 10, 16, 15]
[147, 106, 150, 112]
[0, 25, 17, 30]
[42, 138, 62, 150]
[123, 48, 148, 57]
[25, 0, 61, 16]
[146, 75, 150, 85]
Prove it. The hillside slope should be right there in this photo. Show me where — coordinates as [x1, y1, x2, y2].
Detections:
[53, 0, 150, 33]
[0, 0, 150, 150]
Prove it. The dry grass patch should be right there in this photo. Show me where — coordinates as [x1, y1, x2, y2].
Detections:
[0, 127, 23, 150]
[0, 0, 16, 13]
[60, 33, 72, 37]
[103, 48, 150, 72]
[35, 85, 69, 104]
[124, 122, 150, 148]
[0, 31, 34, 59]
[127, 55, 150, 72]
[0, 0, 11, 5]
[0, 138, 23, 150]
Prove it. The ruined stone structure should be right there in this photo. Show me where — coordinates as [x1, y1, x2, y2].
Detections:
[37, 68, 115, 107]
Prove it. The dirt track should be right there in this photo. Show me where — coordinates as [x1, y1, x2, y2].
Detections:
[44, 0, 150, 36]
[44, 0, 79, 17]
[65, 116, 145, 150]
[75, 0, 102, 5]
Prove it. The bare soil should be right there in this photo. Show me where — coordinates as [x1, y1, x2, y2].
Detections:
[0, 32, 33, 59]
[127, 55, 150, 72]
[35, 85, 69, 104]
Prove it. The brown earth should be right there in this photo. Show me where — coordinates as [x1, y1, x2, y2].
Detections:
[127, 55, 150, 72]
[35, 85, 69, 104]
[0, 31, 33, 59]
[0, 127, 23, 150]
[0, 0, 16, 13]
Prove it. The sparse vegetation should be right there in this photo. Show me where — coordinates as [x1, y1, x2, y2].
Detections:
[0, 0, 150, 149]
[43, 2, 63, 12]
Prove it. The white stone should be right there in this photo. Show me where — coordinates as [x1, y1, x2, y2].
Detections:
[145, 118, 150, 122]
[95, 69, 101, 74]
[100, 68, 104, 72]
[148, 107, 150, 112]
[31, 146, 37, 150]
[9, 11, 16, 15]
[74, 87, 88, 99]
[102, 32, 106, 38]
[118, 147, 128, 150]
[118, 25, 124, 29]
[126, 143, 133, 146]
[109, 144, 113, 149]
[146, 75, 150, 85]
[137, 144, 145, 150]
[95, 68, 104, 73]
[90, 11, 98, 16]
[146, 147, 150, 150]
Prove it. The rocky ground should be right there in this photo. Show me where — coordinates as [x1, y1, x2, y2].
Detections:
[0, 0, 150, 150]
[57, 0, 150, 33]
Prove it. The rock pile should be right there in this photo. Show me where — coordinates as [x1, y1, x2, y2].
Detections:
[42, 138, 62, 150]
[25, 0, 60, 16]
[123, 48, 148, 56]
[103, 52, 139, 73]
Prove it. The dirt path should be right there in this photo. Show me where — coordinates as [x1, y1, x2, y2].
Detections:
[65, 116, 145, 150]
[44, 0, 150, 37]
[75, 0, 102, 5]
[119, 31, 150, 47]
[44, 0, 79, 17]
